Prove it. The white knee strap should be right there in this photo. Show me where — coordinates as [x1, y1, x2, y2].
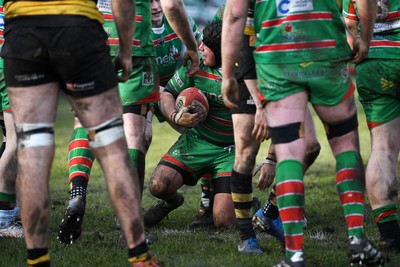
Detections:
[85, 117, 124, 148]
[15, 123, 55, 148]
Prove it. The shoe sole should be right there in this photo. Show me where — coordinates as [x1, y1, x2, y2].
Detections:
[58, 208, 84, 244]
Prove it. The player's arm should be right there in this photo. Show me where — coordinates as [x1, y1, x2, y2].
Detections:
[254, 144, 277, 190]
[342, 0, 359, 49]
[351, 0, 376, 64]
[111, 0, 135, 82]
[244, 79, 268, 142]
[345, 18, 358, 50]
[221, 0, 248, 109]
[345, 18, 359, 39]
[160, 0, 199, 77]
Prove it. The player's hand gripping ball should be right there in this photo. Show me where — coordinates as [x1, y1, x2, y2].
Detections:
[175, 87, 209, 123]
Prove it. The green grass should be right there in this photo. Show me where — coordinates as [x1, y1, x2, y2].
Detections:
[0, 95, 399, 267]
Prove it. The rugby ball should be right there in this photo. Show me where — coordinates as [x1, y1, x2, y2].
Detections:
[175, 87, 209, 114]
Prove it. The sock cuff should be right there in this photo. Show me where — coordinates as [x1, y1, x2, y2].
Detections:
[27, 248, 50, 266]
[0, 192, 16, 203]
[373, 205, 398, 223]
[276, 160, 303, 183]
[335, 151, 363, 171]
[128, 241, 149, 260]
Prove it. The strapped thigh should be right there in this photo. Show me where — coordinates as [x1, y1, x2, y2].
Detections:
[268, 122, 305, 144]
[323, 113, 358, 140]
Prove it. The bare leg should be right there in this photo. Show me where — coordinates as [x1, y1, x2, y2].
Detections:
[0, 111, 23, 238]
[123, 112, 147, 193]
[266, 91, 308, 261]
[144, 165, 184, 227]
[213, 193, 236, 228]
[315, 95, 386, 263]
[68, 88, 146, 248]
[366, 117, 400, 210]
[366, 117, 400, 250]
[230, 113, 262, 251]
[8, 83, 59, 249]
[0, 112, 17, 195]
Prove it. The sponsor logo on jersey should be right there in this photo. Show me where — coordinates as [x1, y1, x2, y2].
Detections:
[203, 91, 224, 103]
[155, 45, 180, 66]
[174, 73, 184, 87]
[381, 78, 396, 91]
[374, 20, 400, 33]
[97, 0, 112, 13]
[299, 62, 313, 68]
[283, 68, 330, 81]
[104, 27, 112, 37]
[282, 24, 306, 41]
[276, 0, 314, 17]
[261, 78, 277, 89]
[376, 0, 389, 21]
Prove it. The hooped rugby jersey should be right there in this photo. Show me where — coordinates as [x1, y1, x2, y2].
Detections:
[152, 16, 201, 87]
[98, 0, 155, 57]
[343, 0, 400, 59]
[213, 0, 255, 38]
[4, 0, 103, 23]
[253, 0, 352, 64]
[167, 57, 234, 147]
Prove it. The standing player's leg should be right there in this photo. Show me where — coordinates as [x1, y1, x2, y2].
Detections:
[253, 108, 321, 242]
[0, 73, 21, 238]
[119, 56, 159, 195]
[367, 118, 400, 251]
[58, 117, 95, 244]
[315, 94, 386, 265]
[123, 110, 148, 193]
[356, 59, 400, 252]
[8, 82, 59, 266]
[69, 88, 159, 265]
[231, 111, 263, 253]
[266, 91, 309, 266]
[0, 110, 22, 238]
[227, 37, 265, 253]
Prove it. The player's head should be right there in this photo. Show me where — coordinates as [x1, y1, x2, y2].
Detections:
[151, 0, 163, 28]
[200, 20, 222, 68]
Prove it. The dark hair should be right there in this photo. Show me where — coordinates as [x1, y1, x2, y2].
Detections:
[202, 20, 223, 67]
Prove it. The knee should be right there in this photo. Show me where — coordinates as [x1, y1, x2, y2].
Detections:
[148, 175, 171, 198]
[234, 148, 258, 174]
[214, 214, 237, 228]
[212, 193, 237, 228]
[148, 167, 181, 199]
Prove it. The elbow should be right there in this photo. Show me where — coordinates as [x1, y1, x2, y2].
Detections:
[160, 0, 183, 14]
